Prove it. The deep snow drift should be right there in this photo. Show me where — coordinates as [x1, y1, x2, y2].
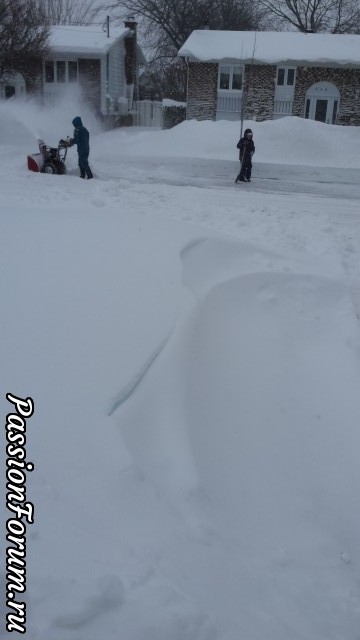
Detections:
[1, 93, 360, 640]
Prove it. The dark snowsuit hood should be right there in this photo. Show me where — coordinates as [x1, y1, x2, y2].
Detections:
[72, 116, 83, 128]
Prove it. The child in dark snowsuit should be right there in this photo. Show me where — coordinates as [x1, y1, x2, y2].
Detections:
[235, 128, 255, 183]
[70, 116, 93, 179]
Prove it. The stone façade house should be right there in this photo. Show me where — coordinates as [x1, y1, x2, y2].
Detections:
[178, 30, 360, 126]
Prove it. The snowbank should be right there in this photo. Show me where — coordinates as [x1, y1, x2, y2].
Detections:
[92, 116, 360, 168]
[2, 92, 360, 168]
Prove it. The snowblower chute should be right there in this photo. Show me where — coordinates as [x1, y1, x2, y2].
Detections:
[27, 139, 68, 174]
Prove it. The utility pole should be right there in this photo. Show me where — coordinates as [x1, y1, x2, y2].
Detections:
[240, 33, 257, 139]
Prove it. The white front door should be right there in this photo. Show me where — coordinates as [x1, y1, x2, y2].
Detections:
[304, 82, 340, 124]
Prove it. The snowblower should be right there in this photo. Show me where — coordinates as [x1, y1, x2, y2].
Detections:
[27, 138, 68, 175]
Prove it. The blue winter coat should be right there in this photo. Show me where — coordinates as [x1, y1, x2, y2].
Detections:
[71, 116, 89, 160]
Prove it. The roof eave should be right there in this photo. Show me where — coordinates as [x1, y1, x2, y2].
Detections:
[178, 53, 360, 68]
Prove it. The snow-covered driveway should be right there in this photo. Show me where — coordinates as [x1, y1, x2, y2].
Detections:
[95, 154, 360, 201]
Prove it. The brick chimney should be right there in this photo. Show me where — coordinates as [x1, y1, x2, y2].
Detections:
[124, 16, 137, 87]
[124, 15, 137, 32]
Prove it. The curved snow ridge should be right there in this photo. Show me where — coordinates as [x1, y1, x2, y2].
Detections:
[106, 239, 214, 417]
[53, 575, 125, 629]
[181, 234, 350, 302]
[51, 578, 218, 640]
[105, 238, 360, 637]
[180, 236, 302, 300]
[107, 325, 176, 416]
[108, 237, 348, 417]
[180, 237, 208, 262]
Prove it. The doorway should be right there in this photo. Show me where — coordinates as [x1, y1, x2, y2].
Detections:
[304, 82, 340, 124]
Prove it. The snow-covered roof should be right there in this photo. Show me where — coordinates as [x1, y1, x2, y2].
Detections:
[178, 30, 360, 67]
[49, 25, 130, 56]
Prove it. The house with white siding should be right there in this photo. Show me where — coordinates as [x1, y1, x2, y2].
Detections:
[42, 20, 146, 123]
[178, 30, 360, 126]
[0, 72, 26, 100]
[0, 20, 146, 121]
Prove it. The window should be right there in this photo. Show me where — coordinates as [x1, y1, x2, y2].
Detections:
[277, 68, 285, 86]
[305, 98, 310, 119]
[219, 65, 230, 89]
[56, 61, 66, 82]
[287, 68, 295, 85]
[45, 61, 54, 83]
[218, 65, 243, 91]
[232, 66, 243, 90]
[277, 67, 295, 86]
[44, 60, 79, 83]
[68, 61, 78, 82]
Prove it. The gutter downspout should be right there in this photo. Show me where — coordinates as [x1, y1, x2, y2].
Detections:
[240, 33, 257, 137]
[239, 43, 244, 138]
[106, 53, 110, 114]
[106, 16, 110, 115]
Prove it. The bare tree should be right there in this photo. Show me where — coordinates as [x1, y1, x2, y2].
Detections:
[0, 0, 49, 86]
[258, 0, 360, 32]
[106, 0, 264, 57]
[37, 0, 102, 25]
[139, 58, 187, 100]
[104, 0, 265, 99]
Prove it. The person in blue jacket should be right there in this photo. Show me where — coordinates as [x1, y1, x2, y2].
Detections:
[70, 116, 93, 179]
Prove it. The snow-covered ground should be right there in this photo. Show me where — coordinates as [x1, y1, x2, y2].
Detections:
[1, 91, 360, 640]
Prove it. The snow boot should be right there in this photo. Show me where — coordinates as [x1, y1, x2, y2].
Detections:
[86, 167, 93, 179]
